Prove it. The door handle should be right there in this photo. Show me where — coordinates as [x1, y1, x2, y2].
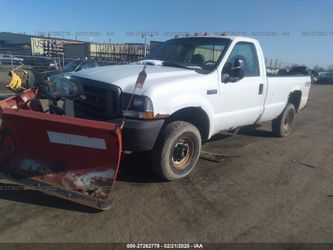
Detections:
[258, 84, 264, 95]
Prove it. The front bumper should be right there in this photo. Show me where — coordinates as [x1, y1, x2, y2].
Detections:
[110, 118, 165, 151]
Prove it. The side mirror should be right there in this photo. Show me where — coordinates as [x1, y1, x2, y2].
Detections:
[222, 59, 245, 83]
[232, 59, 245, 80]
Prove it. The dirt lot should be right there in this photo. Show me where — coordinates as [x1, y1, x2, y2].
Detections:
[0, 84, 332, 243]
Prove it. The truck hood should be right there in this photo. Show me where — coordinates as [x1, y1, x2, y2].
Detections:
[70, 64, 200, 94]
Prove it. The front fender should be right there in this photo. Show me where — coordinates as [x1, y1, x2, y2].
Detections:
[153, 94, 216, 138]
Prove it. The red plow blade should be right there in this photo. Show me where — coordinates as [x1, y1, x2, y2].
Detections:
[0, 108, 122, 210]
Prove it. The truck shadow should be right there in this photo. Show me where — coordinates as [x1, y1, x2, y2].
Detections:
[208, 126, 276, 142]
[238, 127, 276, 138]
[117, 127, 277, 184]
[117, 152, 164, 183]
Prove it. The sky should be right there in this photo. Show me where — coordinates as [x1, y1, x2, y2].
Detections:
[0, 0, 332, 68]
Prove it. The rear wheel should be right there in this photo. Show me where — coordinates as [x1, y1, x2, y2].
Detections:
[272, 103, 296, 137]
[152, 121, 201, 181]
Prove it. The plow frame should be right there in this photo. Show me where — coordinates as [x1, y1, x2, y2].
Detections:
[0, 90, 123, 210]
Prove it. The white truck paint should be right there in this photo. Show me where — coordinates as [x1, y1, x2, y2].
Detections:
[70, 36, 311, 180]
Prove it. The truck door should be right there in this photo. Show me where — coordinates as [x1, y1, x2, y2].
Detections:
[216, 42, 265, 130]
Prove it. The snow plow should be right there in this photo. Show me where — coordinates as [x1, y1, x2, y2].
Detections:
[0, 72, 122, 210]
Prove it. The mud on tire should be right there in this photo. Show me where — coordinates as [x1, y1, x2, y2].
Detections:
[272, 103, 296, 137]
[152, 121, 201, 181]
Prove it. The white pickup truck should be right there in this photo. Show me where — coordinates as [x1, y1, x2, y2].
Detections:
[69, 36, 311, 180]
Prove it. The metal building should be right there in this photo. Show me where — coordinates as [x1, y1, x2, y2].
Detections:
[64, 42, 147, 64]
[0, 32, 84, 56]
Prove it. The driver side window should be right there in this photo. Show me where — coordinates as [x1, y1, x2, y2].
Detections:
[224, 42, 260, 77]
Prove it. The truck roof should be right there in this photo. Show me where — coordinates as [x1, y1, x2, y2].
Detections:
[172, 35, 258, 43]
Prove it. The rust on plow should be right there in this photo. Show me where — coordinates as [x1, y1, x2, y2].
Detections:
[0, 97, 122, 210]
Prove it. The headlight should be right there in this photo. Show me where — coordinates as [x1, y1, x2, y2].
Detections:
[49, 78, 79, 99]
[121, 93, 154, 119]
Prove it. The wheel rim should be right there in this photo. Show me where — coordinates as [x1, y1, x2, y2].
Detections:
[171, 137, 195, 170]
[283, 109, 294, 133]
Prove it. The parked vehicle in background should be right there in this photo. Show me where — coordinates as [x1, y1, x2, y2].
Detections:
[278, 66, 309, 76]
[308, 70, 319, 84]
[277, 68, 289, 76]
[277, 66, 319, 84]
[316, 72, 333, 84]
[45, 59, 98, 81]
[266, 67, 279, 76]
[0, 54, 24, 65]
[288, 66, 309, 76]
[22, 56, 60, 72]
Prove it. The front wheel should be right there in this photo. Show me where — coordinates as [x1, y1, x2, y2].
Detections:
[272, 103, 296, 137]
[152, 121, 201, 181]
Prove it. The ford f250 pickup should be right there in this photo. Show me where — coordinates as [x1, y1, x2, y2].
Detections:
[67, 35, 311, 181]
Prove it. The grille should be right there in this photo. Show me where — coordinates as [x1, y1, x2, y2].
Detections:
[70, 77, 121, 120]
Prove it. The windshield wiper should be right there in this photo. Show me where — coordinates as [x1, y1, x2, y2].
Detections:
[137, 59, 163, 66]
[162, 61, 202, 70]
[137, 59, 201, 70]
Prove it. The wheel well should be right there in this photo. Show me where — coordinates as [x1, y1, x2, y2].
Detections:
[288, 91, 302, 112]
[165, 107, 210, 141]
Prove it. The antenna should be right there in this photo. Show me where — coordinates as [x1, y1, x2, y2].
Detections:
[120, 66, 147, 130]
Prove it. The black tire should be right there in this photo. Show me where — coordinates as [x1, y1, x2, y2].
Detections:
[152, 121, 201, 181]
[272, 103, 296, 137]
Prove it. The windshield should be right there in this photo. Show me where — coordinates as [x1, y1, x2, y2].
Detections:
[63, 61, 80, 72]
[144, 37, 230, 70]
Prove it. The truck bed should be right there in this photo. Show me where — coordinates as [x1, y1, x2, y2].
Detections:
[259, 76, 311, 122]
